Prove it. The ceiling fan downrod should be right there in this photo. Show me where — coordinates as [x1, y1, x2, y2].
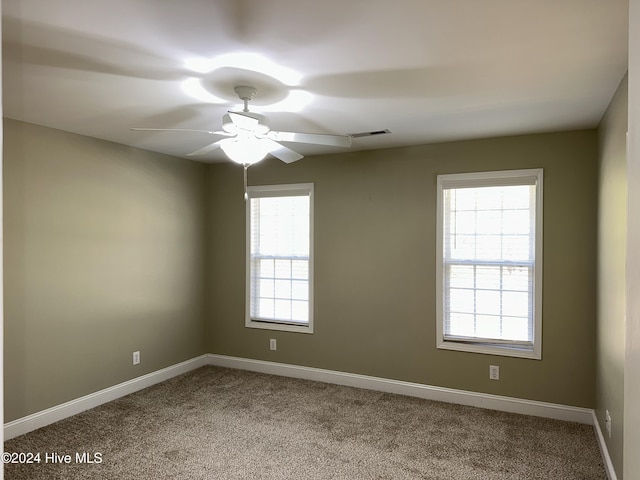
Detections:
[234, 85, 257, 113]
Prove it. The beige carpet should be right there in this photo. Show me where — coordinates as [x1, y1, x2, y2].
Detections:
[5, 366, 606, 479]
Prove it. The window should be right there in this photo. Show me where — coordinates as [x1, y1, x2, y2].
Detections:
[246, 183, 313, 333]
[436, 169, 543, 359]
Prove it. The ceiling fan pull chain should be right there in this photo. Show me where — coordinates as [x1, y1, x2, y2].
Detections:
[243, 164, 249, 201]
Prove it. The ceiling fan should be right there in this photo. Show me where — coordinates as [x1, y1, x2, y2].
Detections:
[132, 85, 352, 165]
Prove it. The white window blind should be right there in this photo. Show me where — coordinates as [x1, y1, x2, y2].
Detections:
[246, 183, 313, 333]
[436, 170, 543, 359]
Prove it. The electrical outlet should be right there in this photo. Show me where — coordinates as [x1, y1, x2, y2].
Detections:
[269, 339, 277, 351]
[489, 365, 500, 380]
[133, 351, 140, 365]
[605, 410, 612, 438]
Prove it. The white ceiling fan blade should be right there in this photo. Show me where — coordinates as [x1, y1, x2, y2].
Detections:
[268, 131, 352, 147]
[186, 139, 224, 156]
[131, 127, 231, 136]
[264, 139, 304, 164]
[228, 112, 260, 129]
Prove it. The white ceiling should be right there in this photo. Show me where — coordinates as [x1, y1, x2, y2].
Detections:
[2, 0, 629, 163]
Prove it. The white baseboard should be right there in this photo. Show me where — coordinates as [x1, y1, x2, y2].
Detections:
[4, 352, 604, 461]
[592, 410, 618, 480]
[207, 354, 594, 425]
[4, 355, 208, 440]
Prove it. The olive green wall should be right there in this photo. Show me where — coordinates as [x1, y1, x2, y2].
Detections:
[206, 129, 598, 408]
[3, 119, 207, 422]
[3, 121, 599, 422]
[596, 74, 628, 478]
[625, 4, 640, 476]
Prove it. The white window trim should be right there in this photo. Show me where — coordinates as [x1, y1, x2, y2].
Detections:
[435, 169, 543, 359]
[245, 183, 314, 334]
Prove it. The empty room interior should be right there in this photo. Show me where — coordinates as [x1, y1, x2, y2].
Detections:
[3, 1, 640, 479]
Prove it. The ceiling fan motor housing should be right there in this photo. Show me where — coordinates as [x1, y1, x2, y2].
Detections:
[222, 112, 270, 135]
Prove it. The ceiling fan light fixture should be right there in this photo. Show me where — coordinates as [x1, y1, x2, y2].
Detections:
[220, 136, 271, 165]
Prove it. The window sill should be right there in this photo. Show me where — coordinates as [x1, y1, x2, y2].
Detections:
[246, 318, 314, 334]
[437, 339, 541, 360]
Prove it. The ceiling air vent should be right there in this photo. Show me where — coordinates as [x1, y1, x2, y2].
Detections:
[349, 129, 391, 138]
